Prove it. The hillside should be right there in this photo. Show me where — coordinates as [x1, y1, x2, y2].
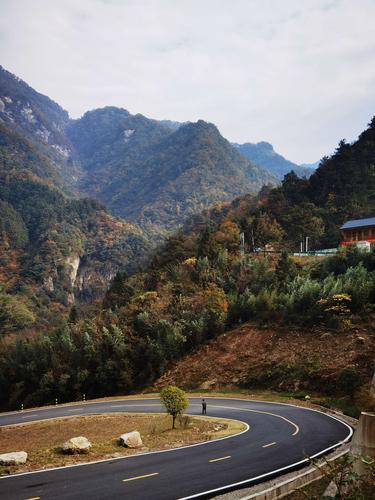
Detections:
[0, 171, 149, 333]
[0, 65, 69, 142]
[262, 118, 375, 249]
[153, 322, 375, 399]
[66, 106, 172, 199]
[234, 141, 315, 180]
[0, 104, 150, 334]
[68, 111, 276, 236]
[0, 66, 81, 191]
[102, 120, 274, 233]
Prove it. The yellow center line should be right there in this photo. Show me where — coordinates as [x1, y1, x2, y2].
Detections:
[209, 455, 231, 462]
[122, 472, 159, 482]
[262, 442, 277, 448]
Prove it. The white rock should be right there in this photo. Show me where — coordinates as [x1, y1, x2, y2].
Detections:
[62, 436, 91, 454]
[21, 105, 36, 123]
[323, 480, 338, 498]
[123, 129, 135, 142]
[65, 255, 80, 287]
[119, 431, 143, 448]
[0, 451, 28, 465]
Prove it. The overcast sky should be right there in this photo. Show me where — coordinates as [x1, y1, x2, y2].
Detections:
[1, 0, 375, 163]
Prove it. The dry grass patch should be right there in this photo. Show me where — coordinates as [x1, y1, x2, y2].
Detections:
[0, 413, 245, 475]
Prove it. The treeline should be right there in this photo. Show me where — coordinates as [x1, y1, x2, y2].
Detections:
[1, 235, 374, 410]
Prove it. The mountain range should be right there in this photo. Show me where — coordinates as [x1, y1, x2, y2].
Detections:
[0, 64, 319, 330]
[67, 112, 274, 235]
[0, 65, 317, 235]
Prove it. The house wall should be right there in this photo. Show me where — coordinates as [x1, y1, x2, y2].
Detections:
[341, 226, 375, 246]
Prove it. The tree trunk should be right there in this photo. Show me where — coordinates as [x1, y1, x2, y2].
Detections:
[172, 414, 176, 429]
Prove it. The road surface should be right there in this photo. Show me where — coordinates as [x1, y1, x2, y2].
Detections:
[0, 397, 352, 499]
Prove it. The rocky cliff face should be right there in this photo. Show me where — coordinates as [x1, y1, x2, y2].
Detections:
[0, 65, 69, 146]
[75, 261, 118, 302]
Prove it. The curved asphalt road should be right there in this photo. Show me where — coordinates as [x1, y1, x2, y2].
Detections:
[0, 397, 352, 499]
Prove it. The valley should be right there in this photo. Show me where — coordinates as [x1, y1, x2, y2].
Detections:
[1, 0, 375, 496]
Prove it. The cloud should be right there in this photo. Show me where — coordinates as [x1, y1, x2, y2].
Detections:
[0, 0, 374, 162]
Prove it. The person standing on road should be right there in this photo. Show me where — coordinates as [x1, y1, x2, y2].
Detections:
[202, 399, 207, 415]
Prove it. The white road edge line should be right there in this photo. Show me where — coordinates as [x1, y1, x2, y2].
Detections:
[0, 395, 353, 496]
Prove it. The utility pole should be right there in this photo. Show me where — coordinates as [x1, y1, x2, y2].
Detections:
[240, 232, 245, 257]
[305, 236, 309, 253]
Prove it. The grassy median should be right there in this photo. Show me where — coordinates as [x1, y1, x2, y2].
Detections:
[0, 413, 246, 475]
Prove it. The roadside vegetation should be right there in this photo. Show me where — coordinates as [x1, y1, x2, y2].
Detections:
[287, 455, 375, 499]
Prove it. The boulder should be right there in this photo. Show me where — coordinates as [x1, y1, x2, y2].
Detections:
[0, 451, 28, 465]
[322, 480, 338, 498]
[62, 436, 91, 454]
[118, 431, 143, 448]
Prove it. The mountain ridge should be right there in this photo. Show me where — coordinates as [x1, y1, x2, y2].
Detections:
[234, 141, 316, 180]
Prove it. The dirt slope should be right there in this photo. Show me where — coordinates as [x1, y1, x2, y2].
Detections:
[153, 323, 375, 394]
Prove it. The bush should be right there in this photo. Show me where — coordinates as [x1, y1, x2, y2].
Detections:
[336, 367, 363, 396]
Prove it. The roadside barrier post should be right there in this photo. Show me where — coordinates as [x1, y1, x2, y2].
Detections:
[370, 370, 375, 398]
[55, 398, 58, 406]
[350, 411, 375, 476]
[83, 394, 86, 402]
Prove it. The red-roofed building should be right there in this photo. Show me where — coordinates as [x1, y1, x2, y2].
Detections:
[340, 217, 375, 248]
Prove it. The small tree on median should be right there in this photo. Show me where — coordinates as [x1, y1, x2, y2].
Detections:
[160, 386, 189, 429]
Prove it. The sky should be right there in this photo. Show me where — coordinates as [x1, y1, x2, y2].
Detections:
[1, 0, 375, 163]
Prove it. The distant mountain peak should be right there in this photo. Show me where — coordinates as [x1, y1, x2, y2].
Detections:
[234, 141, 316, 180]
[178, 119, 220, 136]
[256, 141, 274, 150]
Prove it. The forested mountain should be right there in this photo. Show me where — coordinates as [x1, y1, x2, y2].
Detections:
[0, 66, 82, 191]
[0, 65, 69, 141]
[0, 66, 275, 333]
[0, 65, 277, 239]
[188, 118, 375, 252]
[234, 141, 315, 180]
[0, 70, 150, 334]
[68, 111, 276, 236]
[69, 116, 275, 235]
[261, 118, 375, 249]
[1, 62, 374, 349]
